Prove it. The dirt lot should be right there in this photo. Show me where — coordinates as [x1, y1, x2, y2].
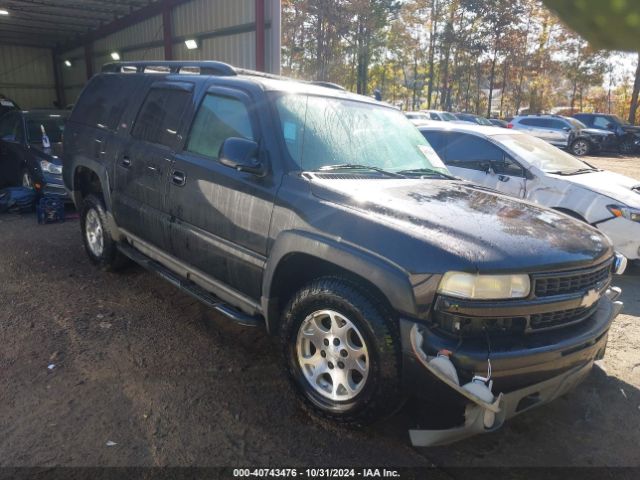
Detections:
[0, 155, 639, 472]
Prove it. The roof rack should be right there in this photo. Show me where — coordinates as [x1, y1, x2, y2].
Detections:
[309, 81, 346, 91]
[102, 61, 237, 76]
[100, 60, 349, 92]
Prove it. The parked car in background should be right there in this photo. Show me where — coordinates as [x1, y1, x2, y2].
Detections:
[405, 111, 431, 122]
[509, 114, 617, 156]
[63, 60, 624, 446]
[573, 113, 640, 154]
[453, 112, 493, 126]
[419, 123, 640, 262]
[0, 94, 19, 117]
[489, 118, 509, 128]
[0, 109, 69, 199]
[422, 110, 460, 122]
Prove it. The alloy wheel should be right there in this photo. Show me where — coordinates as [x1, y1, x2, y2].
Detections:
[296, 309, 369, 401]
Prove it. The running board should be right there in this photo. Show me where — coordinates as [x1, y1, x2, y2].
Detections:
[117, 242, 263, 327]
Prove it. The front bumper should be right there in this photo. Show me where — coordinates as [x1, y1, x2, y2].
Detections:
[401, 289, 623, 446]
[597, 217, 640, 261]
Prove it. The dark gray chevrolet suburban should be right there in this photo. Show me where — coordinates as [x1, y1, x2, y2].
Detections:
[63, 61, 625, 446]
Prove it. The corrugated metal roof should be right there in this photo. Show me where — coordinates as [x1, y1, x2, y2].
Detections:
[0, 0, 160, 48]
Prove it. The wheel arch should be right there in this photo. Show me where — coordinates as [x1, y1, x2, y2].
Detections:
[262, 231, 417, 334]
[71, 158, 111, 211]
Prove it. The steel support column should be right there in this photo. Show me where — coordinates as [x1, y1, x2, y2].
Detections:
[52, 50, 66, 108]
[255, 0, 266, 71]
[162, 0, 173, 60]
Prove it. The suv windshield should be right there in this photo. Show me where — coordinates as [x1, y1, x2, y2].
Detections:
[26, 115, 67, 144]
[492, 133, 589, 173]
[275, 94, 448, 174]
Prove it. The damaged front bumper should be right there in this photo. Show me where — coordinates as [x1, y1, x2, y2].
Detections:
[402, 288, 624, 447]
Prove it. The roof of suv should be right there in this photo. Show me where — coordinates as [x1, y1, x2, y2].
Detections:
[101, 61, 385, 107]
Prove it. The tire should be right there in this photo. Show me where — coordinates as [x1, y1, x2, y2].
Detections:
[80, 194, 129, 272]
[21, 168, 34, 189]
[280, 276, 403, 426]
[619, 138, 635, 155]
[570, 139, 590, 156]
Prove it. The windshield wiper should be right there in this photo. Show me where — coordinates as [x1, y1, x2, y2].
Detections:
[316, 164, 406, 178]
[548, 167, 599, 176]
[397, 167, 458, 180]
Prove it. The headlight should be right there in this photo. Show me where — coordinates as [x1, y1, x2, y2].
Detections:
[438, 272, 531, 300]
[40, 160, 62, 175]
[607, 205, 640, 223]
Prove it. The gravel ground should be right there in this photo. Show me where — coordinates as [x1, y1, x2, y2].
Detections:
[0, 155, 638, 471]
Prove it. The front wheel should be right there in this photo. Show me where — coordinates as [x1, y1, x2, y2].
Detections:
[570, 139, 591, 156]
[619, 138, 636, 155]
[280, 277, 403, 426]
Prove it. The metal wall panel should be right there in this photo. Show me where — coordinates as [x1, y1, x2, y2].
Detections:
[173, 31, 256, 69]
[173, 0, 255, 37]
[0, 45, 56, 109]
[60, 47, 86, 106]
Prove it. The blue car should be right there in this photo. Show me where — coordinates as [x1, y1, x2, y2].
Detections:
[0, 109, 69, 200]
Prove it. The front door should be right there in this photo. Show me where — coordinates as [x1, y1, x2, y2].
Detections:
[112, 82, 193, 251]
[167, 87, 278, 300]
[444, 132, 527, 198]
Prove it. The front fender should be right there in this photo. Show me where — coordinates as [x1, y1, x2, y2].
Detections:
[69, 157, 113, 211]
[261, 230, 418, 333]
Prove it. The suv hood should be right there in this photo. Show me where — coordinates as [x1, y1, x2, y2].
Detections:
[622, 125, 640, 135]
[550, 169, 640, 207]
[309, 177, 611, 272]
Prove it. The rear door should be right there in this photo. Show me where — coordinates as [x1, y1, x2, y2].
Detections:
[113, 81, 193, 251]
[167, 86, 277, 301]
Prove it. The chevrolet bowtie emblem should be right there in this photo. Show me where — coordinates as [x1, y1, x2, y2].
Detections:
[580, 289, 600, 308]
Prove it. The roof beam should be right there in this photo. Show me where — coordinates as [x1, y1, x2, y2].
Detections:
[0, 16, 92, 31]
[57, 0, 191, 54]
[3, 0, 122, 17]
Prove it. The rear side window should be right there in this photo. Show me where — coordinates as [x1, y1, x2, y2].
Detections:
[71, 75, 135, 131]
[132, 88, 191, 148]
[186, 94, 254, 159]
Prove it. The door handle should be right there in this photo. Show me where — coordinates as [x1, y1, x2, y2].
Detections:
[498, 175, 510, 182]
[121, 156, 131, 167]
[171, 170, 186, 186]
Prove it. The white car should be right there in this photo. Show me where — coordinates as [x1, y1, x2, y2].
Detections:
[418, 123, 640, 261]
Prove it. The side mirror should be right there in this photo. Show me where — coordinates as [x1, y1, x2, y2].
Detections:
[607, 123, 615, 130]
[563, 127, 571, 132]
[218, 137, 266, 176]
[478, 161, 493, 174]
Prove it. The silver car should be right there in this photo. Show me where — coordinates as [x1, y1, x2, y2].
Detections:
[509, 115, 616, 156]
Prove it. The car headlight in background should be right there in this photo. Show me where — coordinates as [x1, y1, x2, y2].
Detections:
[40, 160, 62, 175]
[607, 205, 640, 223]
[437, 272, 531, 300]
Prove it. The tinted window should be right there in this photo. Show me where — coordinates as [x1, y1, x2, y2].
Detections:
[550, 119, 569, 130]
[132, 88, 191, 148]
[429, 113, 441, 121]
[573, 115, 592, 126]
[26, 115, 67, 143]
[71, 75, 137, 131]
[446, 133, 505, 170]
[421, 130, 446, 157]
[592, 116, 611, 129]
[186, 94, 254, 159]
[519, 118, 540, 127]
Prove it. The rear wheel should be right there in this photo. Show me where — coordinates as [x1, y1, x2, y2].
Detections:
[80, 195, 129, 272]
[570, 139, 591, 156]
[280, 276, 403, 426]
